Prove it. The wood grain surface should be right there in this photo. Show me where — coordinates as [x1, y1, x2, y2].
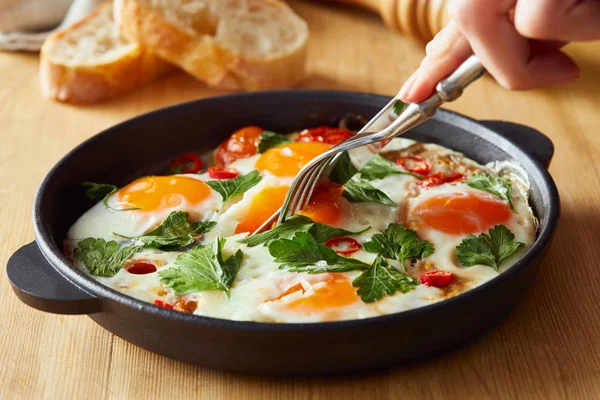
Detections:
[1, 1, 600, 399]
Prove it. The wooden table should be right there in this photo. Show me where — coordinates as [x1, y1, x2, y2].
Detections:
[2, 2, 599, 399]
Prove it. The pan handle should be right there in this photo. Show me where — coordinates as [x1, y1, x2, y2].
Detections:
[7, 242, 101, 315]
[479, 120, 554, 169]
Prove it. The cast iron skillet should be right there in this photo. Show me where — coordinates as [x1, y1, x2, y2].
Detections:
[7, 90, 559, 375]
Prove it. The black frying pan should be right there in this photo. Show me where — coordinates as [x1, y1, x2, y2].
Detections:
[6, 90, 560, 375]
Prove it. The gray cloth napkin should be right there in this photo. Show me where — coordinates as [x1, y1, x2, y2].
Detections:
[0, 0, 104, 51]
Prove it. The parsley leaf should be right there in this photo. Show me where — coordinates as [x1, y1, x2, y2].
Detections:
[363, 223, 434, 262]
[82, 182, 116, 200]
[238, 215, 365, 247]
[359, 155, 422, 181]
[169, 164, 185, 175]
[342, 177, 396, 206]
[74, 238, 141, 277]
[464, 173, 513, 208]
[195, 220, 217, 235]
[309, 223, 368, 243]
[456, 225, 525, 271]
[352, 254, 418, 302]
[257, 131, 291, 153]
[393, 100, 408, 116]
[159, 238, 243, 296]
[114, 211, 215, 249]
[82, 182, 139, 212]
[329, 151, 358, 185]
[269, 231, 369, 273]
[207, 170, 262, 203]
[238, 215, 315, 246]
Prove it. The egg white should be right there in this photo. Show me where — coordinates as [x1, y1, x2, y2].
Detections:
[66, 138, 537, 323]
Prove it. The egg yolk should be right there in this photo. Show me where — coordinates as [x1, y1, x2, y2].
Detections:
[255, 142, 332, 177]
[279, 274, 358, 314]
[297, 182, 344, 226]
[235, 185, 290, 234]
[116, 176, 213, 212]
[410, 192, 512, 235]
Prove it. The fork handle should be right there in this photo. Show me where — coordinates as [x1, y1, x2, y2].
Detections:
[435, 55, 486, 102]
[381, 55, 486, 140]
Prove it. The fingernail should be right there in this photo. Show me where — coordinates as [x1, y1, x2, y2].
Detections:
[399, 71, 419, 101]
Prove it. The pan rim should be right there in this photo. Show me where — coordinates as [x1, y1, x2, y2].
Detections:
[32, 89, 560, 332]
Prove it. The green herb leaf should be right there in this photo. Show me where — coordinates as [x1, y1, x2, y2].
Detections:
[363, 223, 434, 262]
[342, 177, 396, 206]
[268, 231, 369, 273]
[82, 182, 117, 200]
[329, 151, 358, 185]
[238, 215, 366, 247]
[464, 173, 513, 208]
[393, 100, 408, 116]
[238, 215, 315, 246]
[195, 220, 217, 235]
[456, 225, 524, 271]
[207, 170, 262, 203]
[74, 238, 141, 277]
[352, 254, 418, 302]
[81, 182, 139, 212]
[257, 131, 291, 153]
[169, 164, 185, 175]
[159, 238, 243, 296]
[114, 211, 215, 249]
[309, 222, 367, 243]
[359, 155, 421, 181]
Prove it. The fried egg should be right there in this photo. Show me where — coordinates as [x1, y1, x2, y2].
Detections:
[66, 131, 536, 324]
[68, 175, 222, 240]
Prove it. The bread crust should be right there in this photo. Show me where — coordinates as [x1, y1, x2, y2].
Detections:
[116, 0, 308, 91]
[40, 2, 172, 104]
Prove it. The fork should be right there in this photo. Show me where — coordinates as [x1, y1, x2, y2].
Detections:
[253, 55, 486, 234]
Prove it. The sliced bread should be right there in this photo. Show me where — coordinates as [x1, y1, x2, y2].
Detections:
[115, 0, 309, 91]
[40, 1, 173, 104]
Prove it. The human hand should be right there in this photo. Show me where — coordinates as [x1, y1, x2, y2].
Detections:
[399, 0, 600, 103]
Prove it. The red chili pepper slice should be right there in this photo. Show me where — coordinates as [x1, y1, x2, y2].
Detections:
[154, 299, 174, 309]
[126, 262, 157, 275]
[419, 271, 453, 288]
[324, 236, 362, 255]
[207, 167, 239, 179]
[396, 156, 432, 175]
[418, 172, 465, 188]
[418, 172, 444, 188]
[169, 152, 203, 174]
[296, 127, 354, 145]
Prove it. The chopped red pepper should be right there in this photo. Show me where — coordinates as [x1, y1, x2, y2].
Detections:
[419, 271, 453, 288]
[126, 262, 157, 275]
[208, 167, 239, 179]
[154, 299, 174, 309]
[418, 172, 464, 188]
[296, 127, 354, 145]
[396, 156, 432, 175]
[324, 236, 362, 255]
[169, 152, 203, 174]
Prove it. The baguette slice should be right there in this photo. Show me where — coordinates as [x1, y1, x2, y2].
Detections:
[115, 0, 308, 91]
[40, 1, 173, 104]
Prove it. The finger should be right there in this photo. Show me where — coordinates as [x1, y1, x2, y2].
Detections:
[399, 21, 472, 103]
[529, 40, 568, 53]
[452, 0, 579, 90]
[515, 0, 600, 41]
